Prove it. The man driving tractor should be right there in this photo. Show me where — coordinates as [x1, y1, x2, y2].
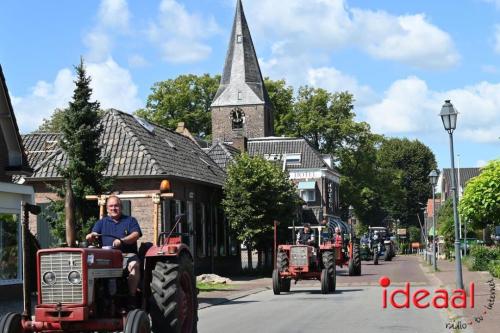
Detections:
[296, 223, 315, 245]
[85, 195, 142, 306]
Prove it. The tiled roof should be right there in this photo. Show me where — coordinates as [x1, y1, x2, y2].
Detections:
[21, 109, 226, 186]
[205, 141, 241, 170]
[442, 167, 481, 190]
[0, 64, 32, 175]
[247, 137, 337, 171]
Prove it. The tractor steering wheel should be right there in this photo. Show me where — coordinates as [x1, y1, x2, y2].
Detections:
[88, 233, 123, 249]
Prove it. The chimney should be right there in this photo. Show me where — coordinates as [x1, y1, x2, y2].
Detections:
[232, 134, 247, 152]
[176, 122, 185, 134]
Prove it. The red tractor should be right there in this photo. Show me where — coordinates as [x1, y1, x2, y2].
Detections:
[272, 218, 361, 295]
[0, 181, 197, 333]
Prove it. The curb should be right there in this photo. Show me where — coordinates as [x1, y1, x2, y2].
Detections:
[198, 287, 270, 310]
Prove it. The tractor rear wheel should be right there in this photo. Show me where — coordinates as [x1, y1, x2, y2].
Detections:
[124, 309, 150, 333]
[352, 242, 361, 276]
[0, 313, 21, 333]
[383, 246, 392, 261]
[320, 268, 331, 294]
[281, 278, 291, 292]
[150, 255, 198, 333]
[272, 269, 281, 295]
[322, 250, 336, 292]
[329, 264, 336, 292]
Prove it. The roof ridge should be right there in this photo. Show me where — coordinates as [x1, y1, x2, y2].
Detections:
[108, 110, 165, 175]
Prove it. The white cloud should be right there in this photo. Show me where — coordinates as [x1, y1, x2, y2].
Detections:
[86, 58, 142, 112]
[98, 0, 130, 30]
[307, 67, 377, 106]
[84, 0, 131, 62]
[360, 77, 500, 143]
[12, 58, 141, 133]
[245, 0, 459, 69]
[12, 69, 74, 133]
[148, 0, 220, 63]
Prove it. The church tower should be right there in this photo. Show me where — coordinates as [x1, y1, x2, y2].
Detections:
[211, 0, 274, 144]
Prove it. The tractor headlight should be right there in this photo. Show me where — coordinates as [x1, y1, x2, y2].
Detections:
[68, 271, 81, 284]
[42, 271, 56, 285]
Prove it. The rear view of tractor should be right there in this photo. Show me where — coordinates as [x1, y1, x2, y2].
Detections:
[0, 180, 198, 333]
[272, 217, 361, 295]
[360, 226, 395, 264]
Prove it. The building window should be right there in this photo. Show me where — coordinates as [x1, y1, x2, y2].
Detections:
[264, 154, 281, 161]
[0, 213, 21, 284]
[285, 153, 301, 165]
[231, 108, 245, 130]
[300, 190, 316, 202]
[236, 34, 243, 43]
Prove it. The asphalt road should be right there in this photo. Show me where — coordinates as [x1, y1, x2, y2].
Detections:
[198, 256, 455, 333]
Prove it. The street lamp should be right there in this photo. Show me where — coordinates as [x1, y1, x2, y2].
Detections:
[439, 99, 464, 289]
[429, 169, 439, 271]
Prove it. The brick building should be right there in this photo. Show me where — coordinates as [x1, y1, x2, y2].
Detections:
[20, 109, 239, 274]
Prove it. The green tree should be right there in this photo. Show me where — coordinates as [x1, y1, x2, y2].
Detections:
[459, 159, 500, 229]
[37, 108, 66, 132]
[135, 74, 220, 139]
[47, 59, 112, 242]
[264, 78, 294, 136]
[222, 154, 301, 267]
[408, 225, 421, 243]
[377, 138, 437, 226]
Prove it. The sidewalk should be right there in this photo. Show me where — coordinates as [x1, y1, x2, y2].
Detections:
[420, 256, 499, 333]
[198, 276, 271, 309]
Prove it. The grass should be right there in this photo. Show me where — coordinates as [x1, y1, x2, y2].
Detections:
[196, 282, 233, 292]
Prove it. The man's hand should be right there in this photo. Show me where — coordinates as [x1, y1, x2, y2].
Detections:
[86, 232, 100, 242]
[112, 238, 123, 248]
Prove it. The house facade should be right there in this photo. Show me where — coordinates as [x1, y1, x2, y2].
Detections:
[0, 65, 34, 299]
[21, 110, 239, 274]
[439, 167, 481, 201]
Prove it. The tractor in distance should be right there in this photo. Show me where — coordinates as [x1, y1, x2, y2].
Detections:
[272, 217, 361, 295]
[360, 226, 395, 264]
[0, 179, 198, 333]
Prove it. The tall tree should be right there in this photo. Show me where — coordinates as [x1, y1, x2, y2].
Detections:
[37, 108, 66, 132]
[377, 138, 437, 226]
[47, 59, 112, 242]
[263, 78, 294, 136]
[223, 154, 301, 267]
[135, 74, 220, 139]
[459, 159, 500, 229]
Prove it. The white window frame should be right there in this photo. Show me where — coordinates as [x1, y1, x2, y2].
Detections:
[285, 153, 301, 164]
[300, 189, 316, 202]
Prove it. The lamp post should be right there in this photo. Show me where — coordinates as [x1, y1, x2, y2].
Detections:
[439, 99, 464, 289]
[429, 169, 439, 271]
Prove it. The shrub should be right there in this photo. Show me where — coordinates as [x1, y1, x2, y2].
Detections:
[488, 260, 500, 278]
[468, 246, 499, 271]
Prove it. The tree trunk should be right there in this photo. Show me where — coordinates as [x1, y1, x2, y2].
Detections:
[257, 250, 263, 269]
[247, 244, 253, 270]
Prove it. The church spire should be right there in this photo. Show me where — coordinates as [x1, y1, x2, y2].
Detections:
[211, 0, 271, 107]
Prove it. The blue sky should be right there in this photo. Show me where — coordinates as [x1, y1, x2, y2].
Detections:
[1, 0, 498, 169]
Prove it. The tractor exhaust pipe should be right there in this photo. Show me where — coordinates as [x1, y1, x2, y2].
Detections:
[65, 179, 76, 247]
[21, 202, 41, 320]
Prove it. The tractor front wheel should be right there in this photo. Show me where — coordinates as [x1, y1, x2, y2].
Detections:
[374, 252, 379, 265]
[0, 313, 21, 333]
[320, 268, 331, 294]
[272, 269, 281, 295]
[322, 250, 336, 292]
[281, 278, 291, 292]
[124, 309, 150, 333]
[352, 242, 361, 276]
[150, 255, 198, 333]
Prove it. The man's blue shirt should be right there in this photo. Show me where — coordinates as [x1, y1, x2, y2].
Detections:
[92, 215, 142, 253]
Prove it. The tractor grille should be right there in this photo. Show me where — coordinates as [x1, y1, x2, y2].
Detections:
[40, 252, 83, 304]
[290, 246, 308, 266]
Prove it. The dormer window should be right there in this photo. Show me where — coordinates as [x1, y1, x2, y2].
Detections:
[236, 34, 243, 43]
[231, 107, 245, 130]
